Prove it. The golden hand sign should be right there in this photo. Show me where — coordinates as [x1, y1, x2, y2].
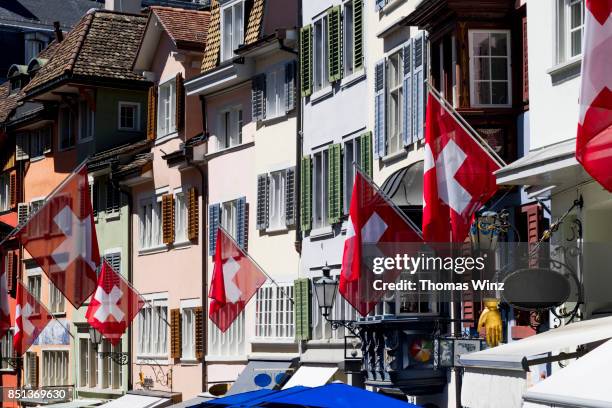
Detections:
[478, 299, 502, 347]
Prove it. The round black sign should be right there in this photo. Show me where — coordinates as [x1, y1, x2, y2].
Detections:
[502, 268, 571, 311]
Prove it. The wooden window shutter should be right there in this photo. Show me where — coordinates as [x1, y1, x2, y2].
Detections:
[374, 59, 386, 158]
[256, 174, 269, 231]
[299, 25, 313, 97]
[162, 194, 175, 244]
[187, 187, 199, 242]
[327, 144, 342, 224]
[146, 86, 158, 140]
[353, 0, 364, 70]
[300, 155, 312, 231]
[402, 40, 413, 146]
[522, 15, 529, 104]
[175, 73, 185, 132]
[29, 354, 39, 387]
[251, 74, 266, 122]
[294, 278, 311, 341]
[236, 197, 248, 250]
[523, 204, 545, 267]
[6, 251, 15, 293]
[327, 6, 342, 83]
[359, 132, 373, 178]
[194, 306, 204, 360]
[9, 171, 17, 208]
[170, 308, 182, 359]
[208, 203, 221, 256]
[285, 167, 296, 227]
[460, 238, 477, 327]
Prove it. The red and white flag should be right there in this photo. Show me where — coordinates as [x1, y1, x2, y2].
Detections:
[16, 165, 100, 308]
[209, 227, 267, 332]
[86, 260, 145, 345]
[0, 253, 10, 339]
[340, 169, 422, 316]
[423, 92, 502, 242]
[13, 281, 52, 356]
[576, 0, 612, 191]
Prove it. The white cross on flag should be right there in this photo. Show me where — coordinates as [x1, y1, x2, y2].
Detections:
[340, 169, 422, 316]
[576, 0, 612, 191]
[423, 92, 502, 242]
[13, 281, 52, 356]
[209, 227, 267, 332]
[86, 260, 145, 345]
[16, 164, 100, 308]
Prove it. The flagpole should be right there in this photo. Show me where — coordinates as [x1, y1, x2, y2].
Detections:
[217, 225, 295, 306]
[426, 82, 507, 168]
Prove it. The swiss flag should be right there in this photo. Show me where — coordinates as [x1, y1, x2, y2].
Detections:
[209, 227, 267, 332]
[423, 92, 501, 242]
[86, 260, 144, 345]
[576, 0, 612, 191]
[16, 165, 100, 308]
[340, 169, 422, 316]
[0, 254, 10, 339]
[13, 281, 52, 356]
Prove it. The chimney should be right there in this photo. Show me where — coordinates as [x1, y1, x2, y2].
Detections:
[104, 0, 141, 14]
[53, 21, 64, 42]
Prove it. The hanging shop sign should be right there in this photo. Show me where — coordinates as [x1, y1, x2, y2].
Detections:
[502, 267, 571, 311]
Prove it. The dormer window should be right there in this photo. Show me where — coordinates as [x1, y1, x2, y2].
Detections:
[7, 65, 29, 94]
[221, 0, 245, 62]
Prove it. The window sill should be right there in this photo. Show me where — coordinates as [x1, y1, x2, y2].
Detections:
[261, 114, 287, 125]
[310, 86, 333, 104]
[309, 226, 333, 239]
[171, 240, 192, 250]
[138, 245, 168, 256]
[52, 312, 66, 318]
[30, 155, 45, 163]
[206, 141, 255, 160]
[340, 70, 366, 90]
[265, 225, 288, 234]
[179, 359, 200, 366]
[251, 338, 296, 345]
[547, 57, 582, 85]
[381, 149, 407, 163]
[105, 213, 120, 222]
[0, 368, 16, 373]
[205, 355, 247, 363]
[155, 131, 178, 145]
[136, 357, 170, 365]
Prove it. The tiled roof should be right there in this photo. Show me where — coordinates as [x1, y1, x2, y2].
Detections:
[0, 83, 23, 123]
[150, 6, 210, 50]
[200, 0, 264, 73]
[23, 10, 147, 96]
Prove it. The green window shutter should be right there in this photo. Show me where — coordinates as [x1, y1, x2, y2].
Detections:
[300, 155, 312, 231]
[327, 144, 342, 224]
[359, 131, 373, 178]
[285, 167, 296, 227]
[327, 6, 343, 83]
[294, 278, 312, 341]
[300, 25, 313, 97]
[353, 0, 364, 71]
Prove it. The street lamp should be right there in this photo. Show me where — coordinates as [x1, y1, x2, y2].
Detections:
[470, 210, 506, 252]
[88, 327, 129, 366]
[313, 266, 360, 338]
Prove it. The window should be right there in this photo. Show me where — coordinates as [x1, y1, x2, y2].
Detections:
[42, 351, 68, 386]
[343, 0, 364, 76]
[28, 199, 45, 239]
[221, 199, 239, 238]
[29, 127, 51, 159]
[79, 338, 97, 388]
[79, 338, 122, 389]
[158, 80, 176, 137]
[268, 171, 286, 230]
[27, 274, 41, 302]
[217, 106, 242, 150]
[265, 65, 287, 120]
[100, 341, 122, 389]
[118, 102, 140, 131]
[0, 331, 14, 370]
[49, 283, 65, 314]
[556, 0, 585, 63]
[78, 101, 94, 142]
[106, 182, 121, 216]
[175, 192, 188, 243]
[25, 352, 37, 387]
[104, 252, 121, 274]
[312, 150, 329, 229]
[313, 15, 330, 92]
[137, 297, 168, 358]
[139, 197, 162, 250]
[255, 284, 294, 339]
[387, 51, 403, 154]
[343, 137, 362, 213]
[221, 0, 244, 61]
[59, 106, 75, 150]
[181, 308, 196, 360]
[208, 312, 244, 357]
[0, 173, 10, 212]
[469, 30, 512, 107]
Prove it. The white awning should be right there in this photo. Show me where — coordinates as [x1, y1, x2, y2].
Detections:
[97, 394, 170, 408]
[281, 366, 338, 389]
[461, 368, 527, 408]
[43, 400, 104, 408]
[522, 339, 612, 408]
[460, 315, 612, 370]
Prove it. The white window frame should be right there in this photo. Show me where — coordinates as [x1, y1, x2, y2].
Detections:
[216, 105, 243, 151]
[343, 0, 355, 77]
[49, 281, 65, 315]
[0, 173, 10, 212]
[254, 283, 294, 340]
[78, 100, 95, 142]
[207, 312, 245, 359]
[387, 49, 403, 154]
[180, 298, 200, 362]
[343, 136, 362, 214]
[118, 102, 140, 131]
[221, 198, 239, 239]
[0, 330, 14, 371]
[468, 29, 512, 108]
[265, 64, 287, 120]
[174, 188, 189, 244]
[313, 14, 330, 93]
[25, 352, 37, 387]
[268, 171, 286, 231]
[157, 80, 176, 138]
[139, 196, 163, 251]
[555, 0, 585, 64]
[312, 149, 329, 230]
[27, 273, 41, 303]
[137, 293, 169, 361]
[220, 0, 245, 62]
[42, 350, 69, 387]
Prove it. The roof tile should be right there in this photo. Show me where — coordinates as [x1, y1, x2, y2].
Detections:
[151, 6, 210, 50]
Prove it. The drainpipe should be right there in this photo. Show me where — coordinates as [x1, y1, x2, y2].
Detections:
[110, 173, 134, 391]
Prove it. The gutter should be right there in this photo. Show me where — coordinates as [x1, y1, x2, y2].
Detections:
[295, 0, 303, 255]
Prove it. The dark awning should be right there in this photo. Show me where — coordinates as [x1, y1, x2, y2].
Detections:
[224, 359, 297, 396]
[380, 161, 424, 207]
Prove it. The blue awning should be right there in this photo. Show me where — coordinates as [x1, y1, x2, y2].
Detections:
[198, 388, 302, 407]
